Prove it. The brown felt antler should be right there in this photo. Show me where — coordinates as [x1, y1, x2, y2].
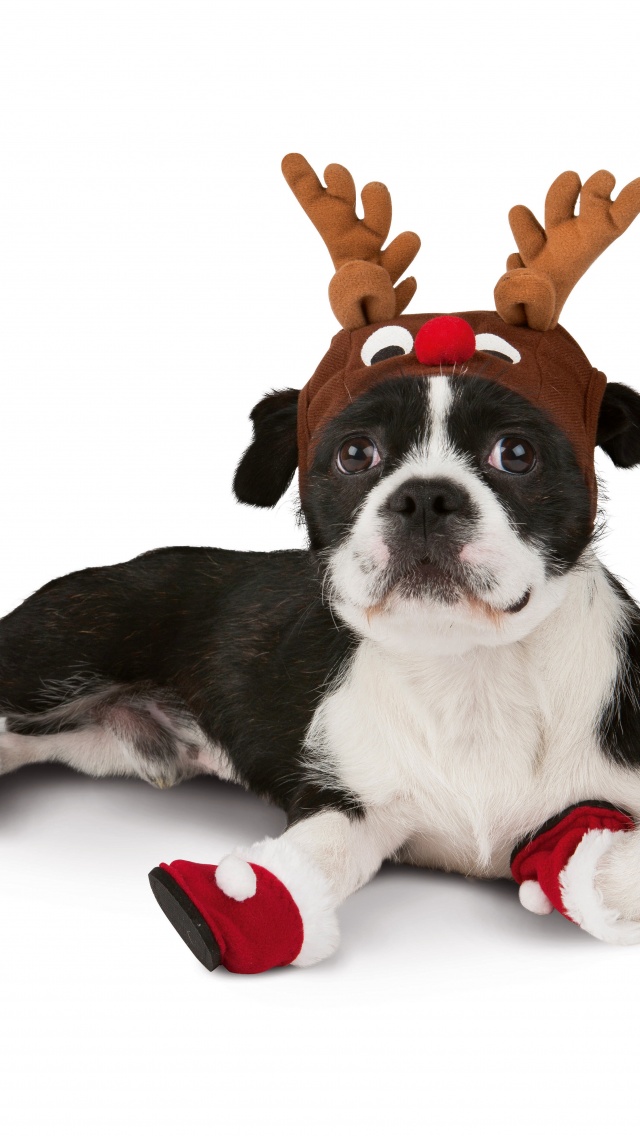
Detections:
[282, 153, 420, 331]
[494, 170, 640, 332]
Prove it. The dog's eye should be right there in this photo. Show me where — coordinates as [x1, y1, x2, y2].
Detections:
[475, 333, 521, 365]
[488, 437, 536, 474]
[361, 325, 414, 367]
[336, 437, 381, 474]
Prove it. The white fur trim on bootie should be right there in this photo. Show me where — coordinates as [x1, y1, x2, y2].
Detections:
[519, 880, 553, 915]
[215, 855, 257, 901]
[559, 828, 640, 946]
[233, 837, 340, 967]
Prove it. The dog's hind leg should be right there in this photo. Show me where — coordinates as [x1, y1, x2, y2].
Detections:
[0, 683, 224, 788]
[0, 719, 148, 779]
[150, 803, 413, 972]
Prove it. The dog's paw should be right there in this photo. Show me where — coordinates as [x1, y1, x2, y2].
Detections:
[559, 828, 640, 945]
[149, 839, 340, 974]
[512, 802, 640, 945]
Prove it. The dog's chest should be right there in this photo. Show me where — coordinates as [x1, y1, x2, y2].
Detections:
[305, 598, 620, 877]
[314, 641, 543, 870]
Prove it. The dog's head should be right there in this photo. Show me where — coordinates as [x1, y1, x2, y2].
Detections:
[233, 157, 640, 652]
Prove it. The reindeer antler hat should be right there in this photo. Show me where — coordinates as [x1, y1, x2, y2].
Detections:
[283, 154, 640, 521]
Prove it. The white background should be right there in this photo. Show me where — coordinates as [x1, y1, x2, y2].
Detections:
[1, 1, 639, 1132]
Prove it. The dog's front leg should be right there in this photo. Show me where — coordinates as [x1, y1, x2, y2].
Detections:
[150, 805, 410, 973]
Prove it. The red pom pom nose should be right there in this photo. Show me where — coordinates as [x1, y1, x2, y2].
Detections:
[414, 316, 477, 366]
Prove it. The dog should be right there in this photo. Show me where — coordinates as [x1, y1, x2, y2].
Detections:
[2, 155, 640, 974]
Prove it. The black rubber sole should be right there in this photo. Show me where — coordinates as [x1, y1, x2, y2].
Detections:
[149, 866, 222, 972]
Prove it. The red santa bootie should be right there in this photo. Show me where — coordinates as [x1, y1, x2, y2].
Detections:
[149, 838, 339, 973]
[511, 800, 640, 944]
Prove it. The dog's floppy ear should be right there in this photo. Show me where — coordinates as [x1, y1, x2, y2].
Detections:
[597, 382, 640, 467]
[233, 388, 299, 506]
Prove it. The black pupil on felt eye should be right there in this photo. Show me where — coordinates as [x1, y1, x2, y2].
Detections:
[339, 438, 377, 473]
[370, 345, 406, 365]
[485, 350, 513, 363]
[500, 437, 535, 473]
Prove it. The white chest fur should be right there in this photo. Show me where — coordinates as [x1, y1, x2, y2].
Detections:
[304, 555, 640, 878]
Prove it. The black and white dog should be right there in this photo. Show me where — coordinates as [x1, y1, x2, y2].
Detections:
[3, 353, 640, 967]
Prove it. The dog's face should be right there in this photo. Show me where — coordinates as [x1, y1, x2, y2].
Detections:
[234, 365, 640, 654]
[305, 372, 592, 652]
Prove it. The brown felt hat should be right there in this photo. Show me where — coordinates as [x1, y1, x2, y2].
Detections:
[283, 155, 640, 522]
[298, 312, 606, 515]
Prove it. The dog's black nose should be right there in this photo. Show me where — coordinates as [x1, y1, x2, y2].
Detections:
[385, 477, 474, 534]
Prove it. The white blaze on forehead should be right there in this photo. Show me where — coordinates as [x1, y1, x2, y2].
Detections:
[425, 375, 454, 461]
